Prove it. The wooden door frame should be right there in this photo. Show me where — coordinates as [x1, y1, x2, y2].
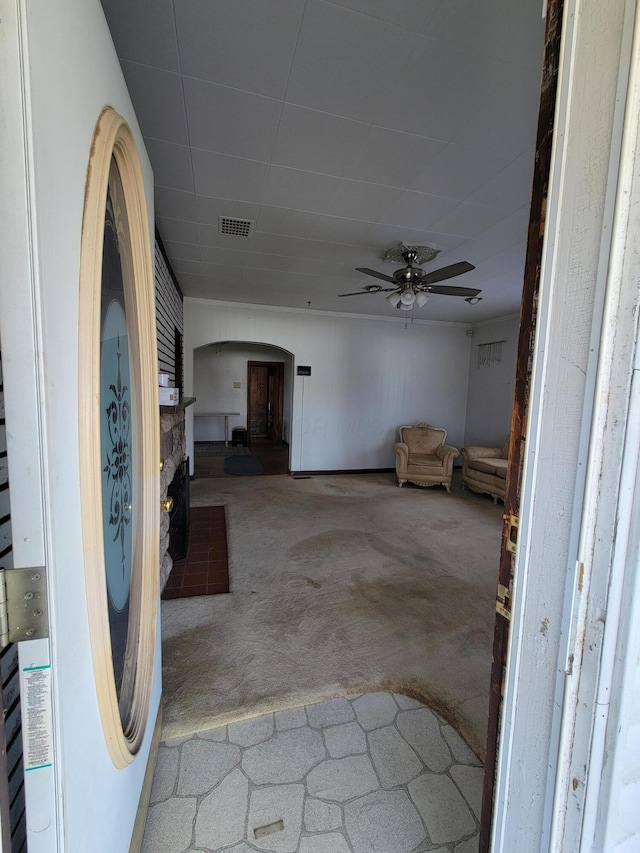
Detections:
[478, 0, 564, 848]
[247, 361, 284, 444]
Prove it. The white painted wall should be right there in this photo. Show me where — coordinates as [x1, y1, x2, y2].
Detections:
[464, 315, 519, 447]
[184, 299, 471, 472]
[0, 1, 161, 850]
[193, 342, 293, 443]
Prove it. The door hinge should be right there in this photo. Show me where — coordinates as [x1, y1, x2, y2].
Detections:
[506, 513, 519, 554]
[496, 581, 512, 621]
[0, 567, 48, 648]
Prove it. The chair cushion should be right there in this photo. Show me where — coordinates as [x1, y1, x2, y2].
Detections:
[469, 458, 500, 475]
[469, 457, 508, 478]
[494, 459, 508, 479]
[408, 453, 443, 471]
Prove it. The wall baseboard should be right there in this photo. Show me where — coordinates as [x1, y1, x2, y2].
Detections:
[290, 467, 395, 476]
[129, 703, 163, 853]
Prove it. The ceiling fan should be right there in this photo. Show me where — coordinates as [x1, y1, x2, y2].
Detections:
[339, 247, 481, 310]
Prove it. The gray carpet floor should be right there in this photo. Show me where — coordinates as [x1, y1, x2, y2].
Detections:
[161, 471, 502, 758]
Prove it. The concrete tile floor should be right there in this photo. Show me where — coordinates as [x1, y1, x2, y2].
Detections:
[143, 693, 482, 853]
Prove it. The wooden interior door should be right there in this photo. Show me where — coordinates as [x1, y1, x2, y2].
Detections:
[248, 364, 269, 439]
[478, 1, 564, 848]
[248, 362, 284, 443]
[266, 364, 284, 442]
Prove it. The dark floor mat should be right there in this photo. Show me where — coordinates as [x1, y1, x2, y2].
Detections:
[223, 455, 264, 476]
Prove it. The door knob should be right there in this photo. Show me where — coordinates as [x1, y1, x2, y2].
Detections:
[160, 497, 173, 513]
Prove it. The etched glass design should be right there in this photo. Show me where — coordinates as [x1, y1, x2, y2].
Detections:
[100, 166, 135, 703]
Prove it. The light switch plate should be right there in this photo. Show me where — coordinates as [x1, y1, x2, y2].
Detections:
[233, 381, 241, 388]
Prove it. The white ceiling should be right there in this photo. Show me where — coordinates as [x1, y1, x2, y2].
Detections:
[100, 0, 545, 323]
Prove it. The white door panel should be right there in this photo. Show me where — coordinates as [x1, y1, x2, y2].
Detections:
[0, 2, 161, 850]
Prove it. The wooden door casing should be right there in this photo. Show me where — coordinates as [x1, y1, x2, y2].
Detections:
[478, 1, 564, 848]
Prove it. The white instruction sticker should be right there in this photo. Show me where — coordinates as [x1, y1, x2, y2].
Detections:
[23, 664, 53, 771]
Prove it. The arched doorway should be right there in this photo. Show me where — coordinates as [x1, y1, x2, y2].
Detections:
[192, 340, 294, 476]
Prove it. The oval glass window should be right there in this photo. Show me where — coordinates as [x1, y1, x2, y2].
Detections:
[78, 108, 159, 768]
[100, 167, 136, 713]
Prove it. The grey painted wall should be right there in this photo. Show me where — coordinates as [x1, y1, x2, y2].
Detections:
[185, 302, 521, 469]
[193, 342, 293, 443]
[184, 299, 472, 472]
[464, 315, 519, 447]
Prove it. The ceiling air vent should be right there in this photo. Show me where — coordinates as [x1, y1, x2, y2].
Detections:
[218, 216, 253, 238]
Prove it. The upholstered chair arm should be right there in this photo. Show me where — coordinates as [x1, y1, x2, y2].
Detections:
[436, 444, 459, 473]
[394, 442, 410, 479]
[461, 445, 502, 461]
[394, 442, 409, 467]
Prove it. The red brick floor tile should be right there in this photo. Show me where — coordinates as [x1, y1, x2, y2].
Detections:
[183, 573, 209, 586]
[161, 505, 230, 600]
[161, 588, 181, 599]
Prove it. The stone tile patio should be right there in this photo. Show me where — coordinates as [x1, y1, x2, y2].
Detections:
[143, 693, 482, 853]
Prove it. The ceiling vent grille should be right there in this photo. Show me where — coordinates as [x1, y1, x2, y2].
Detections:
[218, 216, 253, 238]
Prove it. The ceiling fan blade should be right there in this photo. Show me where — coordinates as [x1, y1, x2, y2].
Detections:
[355, 267, 396, 284]
[339, 288, 397, 296]
[424, 284, 483, 298]
[418, 261, 475, 285]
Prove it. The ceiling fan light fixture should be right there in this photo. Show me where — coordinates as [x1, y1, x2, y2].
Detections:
[348, 255, 477, 309]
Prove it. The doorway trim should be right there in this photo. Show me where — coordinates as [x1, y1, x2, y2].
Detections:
[479, 0, 564, 846]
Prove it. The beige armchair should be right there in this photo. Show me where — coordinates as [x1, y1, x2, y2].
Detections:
[461, 439, 509, 502]
[394, 423, 459, 492]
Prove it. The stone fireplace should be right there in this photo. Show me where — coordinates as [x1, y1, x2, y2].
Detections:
[159, 398, 195, 589]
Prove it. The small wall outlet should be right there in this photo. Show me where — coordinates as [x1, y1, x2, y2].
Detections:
[233, 381, 241, 388]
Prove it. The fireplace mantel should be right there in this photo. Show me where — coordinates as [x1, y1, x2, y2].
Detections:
[160, 395, 196, 415]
